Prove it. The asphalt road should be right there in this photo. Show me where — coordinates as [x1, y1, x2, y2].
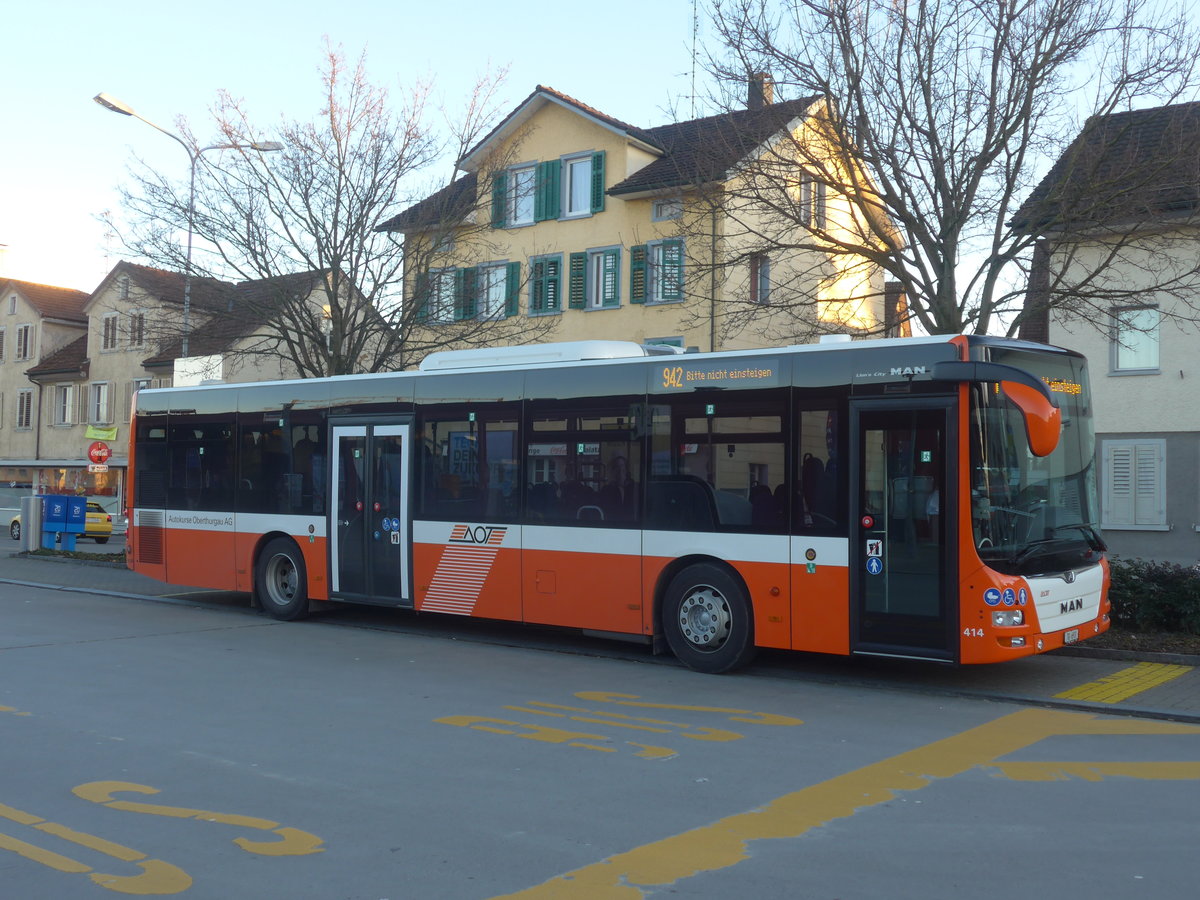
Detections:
[1, 557, 1198, 898]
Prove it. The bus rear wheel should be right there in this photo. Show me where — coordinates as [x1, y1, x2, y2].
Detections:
[256, 538, 309, 621]
[663, 563, 756, 674]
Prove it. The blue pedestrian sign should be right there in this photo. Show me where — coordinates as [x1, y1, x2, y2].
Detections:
[865, 556, 883, 576]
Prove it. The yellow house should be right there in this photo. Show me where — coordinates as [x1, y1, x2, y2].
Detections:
[383, 81, 892, 356]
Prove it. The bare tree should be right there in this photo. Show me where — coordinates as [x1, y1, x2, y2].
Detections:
[110, 45, 539, 375]
[701, 0, 1200, 337]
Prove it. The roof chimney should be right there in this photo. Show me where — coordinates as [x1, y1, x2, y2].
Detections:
[747, 72, 774, 110]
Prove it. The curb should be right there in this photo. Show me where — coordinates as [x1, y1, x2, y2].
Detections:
[1051, 645, 1200, 666]
[8, 550, 128, 569]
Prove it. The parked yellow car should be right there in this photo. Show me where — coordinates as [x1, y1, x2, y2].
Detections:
[9, 500, 113, 544]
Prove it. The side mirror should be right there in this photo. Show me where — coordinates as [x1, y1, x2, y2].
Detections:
[1001, 381, 1061, 457]
[930, 360, 1063, 458]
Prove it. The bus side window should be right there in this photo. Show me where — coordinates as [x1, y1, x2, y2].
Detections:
[795, 408, 843, 533]
[418, 414, 518, 522]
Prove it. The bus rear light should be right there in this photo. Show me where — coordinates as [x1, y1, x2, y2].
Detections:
[992, 610, 1024, 627]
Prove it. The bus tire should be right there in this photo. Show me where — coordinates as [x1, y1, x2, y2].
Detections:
[663, 563, 756, 674]
[256, 538, 309, 621]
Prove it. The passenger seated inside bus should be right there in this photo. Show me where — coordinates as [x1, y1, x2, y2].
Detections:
[600, 455, 636, 521]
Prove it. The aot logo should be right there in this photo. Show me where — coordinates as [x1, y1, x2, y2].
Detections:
[890, 366, 927, 376]
[449, 524, 507, 546]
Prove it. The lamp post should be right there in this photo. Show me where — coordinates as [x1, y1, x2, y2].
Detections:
[93, 92, 282, 358]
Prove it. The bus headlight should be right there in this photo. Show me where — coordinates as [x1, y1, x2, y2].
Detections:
[992, 610, 1024, 627]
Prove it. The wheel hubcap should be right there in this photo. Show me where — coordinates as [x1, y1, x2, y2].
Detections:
[678, 586, 731, 651]
[266, 555, 298, 605]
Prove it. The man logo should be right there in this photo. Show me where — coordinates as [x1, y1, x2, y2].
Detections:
[889, 366, 927, 376]
[1063, 570, 1076, 584]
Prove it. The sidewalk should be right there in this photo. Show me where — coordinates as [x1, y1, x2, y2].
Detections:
[5, 547, 1199, 723]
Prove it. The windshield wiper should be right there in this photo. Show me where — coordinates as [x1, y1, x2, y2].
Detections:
[1010, 524, 1105, 568]
[1047, 522, 1107, 552]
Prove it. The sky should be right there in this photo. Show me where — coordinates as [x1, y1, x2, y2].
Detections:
[1, 0, 714, 293]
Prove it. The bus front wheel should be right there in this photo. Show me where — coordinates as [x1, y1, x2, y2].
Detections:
[663, 564, 756, 674]
[256, 538, 309, 621]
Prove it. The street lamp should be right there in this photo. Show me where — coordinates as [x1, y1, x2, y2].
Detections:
[93, 92, 283, 357]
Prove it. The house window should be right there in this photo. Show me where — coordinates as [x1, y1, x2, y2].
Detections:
[530, 255, 562, 314]
[54, 385, 74, 426]
[750, 253, 771, 304]
[7, 294, 15, 315]
[15, 324, 32, 360]
[564, 155, 593, 217]
[478, 263, 514, 319]
[641, 240, 684, 303]
[91, 383, 111, 424]
[1101, 439, 1166, 530]
[427, 268, 456, 323]
[652, 198, 683, 221]
[16, 389, 32, 430]
[0, 326, 6, 363]
[497, 164, 536, 227]
[800, 174, 827, 229]
[129, 311, 145, 348]
[1111, 306, 1159, 372]
[561, 152, 604, 217]
[119, 276, 130, 300]
[569, 249, 621, 310]
[102, 313, 120, 350]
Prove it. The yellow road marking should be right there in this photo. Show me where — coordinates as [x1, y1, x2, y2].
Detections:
[73, 782, 325, 857]
[993, 761, 1200, 781]
[1054, 662, 1192, 703]
[491, 709, 1200, 899]
[0, 800, 193, 894]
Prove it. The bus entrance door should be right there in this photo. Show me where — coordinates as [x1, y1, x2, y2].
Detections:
[330, 422, 412, 606]
[851, 402, 955, 661]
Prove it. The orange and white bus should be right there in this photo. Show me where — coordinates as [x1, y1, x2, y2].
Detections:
[125, 334, 1109, 672]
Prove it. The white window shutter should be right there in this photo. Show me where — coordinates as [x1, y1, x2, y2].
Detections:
[1103, 439, 1165, 528]
[1103, 443, 1133, 526]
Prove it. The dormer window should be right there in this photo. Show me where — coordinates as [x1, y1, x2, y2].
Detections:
[652, 198, 683, 221]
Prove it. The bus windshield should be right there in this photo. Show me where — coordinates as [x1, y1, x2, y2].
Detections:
[969, 348, 1103, 576]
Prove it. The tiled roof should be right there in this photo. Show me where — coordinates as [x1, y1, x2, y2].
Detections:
[608, 96, 820, 196]
[141, 270, 325, 366]
[0, 279, 89, 322]
[110, 261, 237, 314]
[1012, 101, 1200, 232]
[378, 174, 477, 233]
[25, 335, 88, 379]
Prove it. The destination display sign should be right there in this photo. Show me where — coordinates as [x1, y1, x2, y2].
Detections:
[655, 359, 781, 392]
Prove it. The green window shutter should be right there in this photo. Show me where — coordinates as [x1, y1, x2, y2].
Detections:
[630, 245, 647, 304]
[453, 268, 466, 320]
[505, 261, 521, 317]
[531, 259, 546, 312]
[413, 271, 431, 322]
[601, 249, 620, 307]
[544, 256, 561, 310]
[491, 172, 507, 228]
[535, 160, 560, 222]
[661, 240, 684, 300]
[590, 151, 606, 213]
[568, 252, 587, 309]
[453, 266, 478, 320]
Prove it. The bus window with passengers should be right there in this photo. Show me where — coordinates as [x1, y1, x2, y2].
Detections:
[125, 335, 1110, 674]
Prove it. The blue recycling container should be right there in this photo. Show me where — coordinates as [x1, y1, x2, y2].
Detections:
[65, 497, 87, 534]
[42, 496, 66, 530]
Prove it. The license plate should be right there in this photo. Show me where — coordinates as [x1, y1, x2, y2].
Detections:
[1064, 629, 1079, 644]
